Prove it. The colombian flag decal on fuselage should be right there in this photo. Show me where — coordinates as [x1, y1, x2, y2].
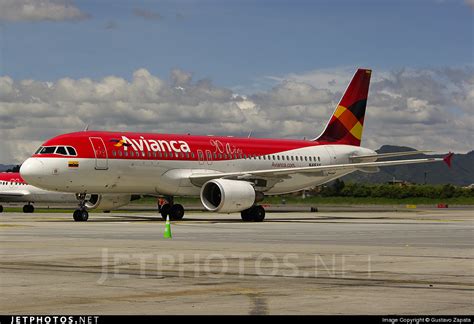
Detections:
[68, 161, 79, 168]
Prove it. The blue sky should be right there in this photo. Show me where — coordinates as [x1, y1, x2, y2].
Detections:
[1, 0, 472, 88]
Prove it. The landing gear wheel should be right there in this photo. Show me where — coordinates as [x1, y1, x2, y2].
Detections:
[23, 204, 34, 213]
[160, 204, 171, 220]
[241, 205, 265, 222]
[73, 209, 89, 222]
[73, 193, 89, 222]
[73, 210, 80, 221]
[0, 205, 3, 213]
[252, 205, 265, 222]
[240, 209, 253, 222]
[169, 204, 185, 221]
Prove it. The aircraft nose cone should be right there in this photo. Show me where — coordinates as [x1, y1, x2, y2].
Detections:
[20, 158, 45, 186]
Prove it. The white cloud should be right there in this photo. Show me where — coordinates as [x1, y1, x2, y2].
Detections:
[0, 67, 472, 164]
[0, 0, 89, 22]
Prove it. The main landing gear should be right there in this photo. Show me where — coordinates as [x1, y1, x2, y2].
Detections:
[240, 205, 265, 222]
[23, 204, 34, 213]
[73, 193, 89, 222]
[158, 196, 185, 221]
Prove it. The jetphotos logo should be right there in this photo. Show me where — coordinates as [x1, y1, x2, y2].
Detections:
[111, 136, 191, 153]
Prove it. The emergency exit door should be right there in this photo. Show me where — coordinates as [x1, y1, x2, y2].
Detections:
[89, 137, 108, 170]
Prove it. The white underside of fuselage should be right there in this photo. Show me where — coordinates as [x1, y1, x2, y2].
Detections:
[26, 145, 376, 196]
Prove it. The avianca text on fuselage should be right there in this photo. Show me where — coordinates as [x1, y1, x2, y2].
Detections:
[117, 136, 191, 153]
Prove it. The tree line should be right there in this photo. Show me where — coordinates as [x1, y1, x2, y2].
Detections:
[317, 180, 474, 199]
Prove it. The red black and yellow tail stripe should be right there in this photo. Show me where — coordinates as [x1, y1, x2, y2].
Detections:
[316, 69, 371, 146]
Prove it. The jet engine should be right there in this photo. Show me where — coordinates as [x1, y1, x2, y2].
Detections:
[84, 194, 138, 211]
[200, 179, 256, 213]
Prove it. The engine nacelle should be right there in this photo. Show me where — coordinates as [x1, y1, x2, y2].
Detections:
[85, 194, 133, 211]
[200, 179, 256, 213]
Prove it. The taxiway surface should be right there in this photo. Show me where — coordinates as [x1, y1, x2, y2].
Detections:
[0, 209, 472, 314]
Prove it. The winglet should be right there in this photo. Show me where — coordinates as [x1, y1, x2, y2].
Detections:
[443, 152, 454, 168]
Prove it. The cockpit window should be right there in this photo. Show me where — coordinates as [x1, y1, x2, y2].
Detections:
[66, 147, 77, 156]
[55, 147, 68, 155]
[39, 147, 56, 154]
[36, 146, 78, 156]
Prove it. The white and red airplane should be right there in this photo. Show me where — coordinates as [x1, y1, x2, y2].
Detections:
[0, 172, 138, 213]
[19, 69, 453, 222]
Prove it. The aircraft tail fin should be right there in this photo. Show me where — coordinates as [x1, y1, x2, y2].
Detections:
[313, 68, 372, 146]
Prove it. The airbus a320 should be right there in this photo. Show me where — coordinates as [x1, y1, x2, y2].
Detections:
[20, 69, 452, 222]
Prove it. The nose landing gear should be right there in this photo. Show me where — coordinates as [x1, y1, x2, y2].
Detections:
[73, 193, 89, 222]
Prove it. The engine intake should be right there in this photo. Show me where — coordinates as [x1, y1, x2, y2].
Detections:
[200, 179, 256, 213]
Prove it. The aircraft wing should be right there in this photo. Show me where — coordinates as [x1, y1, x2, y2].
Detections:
[189, 154, 451, 185]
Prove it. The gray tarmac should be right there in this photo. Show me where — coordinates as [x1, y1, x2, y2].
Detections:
[0, 207, 473, 315]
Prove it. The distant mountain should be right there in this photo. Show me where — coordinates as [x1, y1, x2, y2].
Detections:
[342, 145, 474, 186]
[0, 164, 15, 172]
